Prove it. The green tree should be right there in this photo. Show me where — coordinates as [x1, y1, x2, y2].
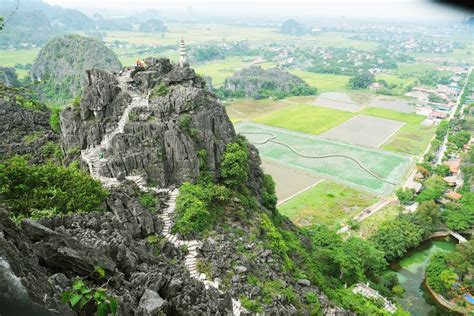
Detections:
[433, 164, 450, 177]
[219, 141, 249, 190]
[396, 188, 414, 205]
[416, 175, 447, 203]
[370, 216, 424, 261]
[348, 72, 375, 89]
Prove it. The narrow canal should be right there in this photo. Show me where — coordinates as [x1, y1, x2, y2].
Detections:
[393, 238, 457, 315]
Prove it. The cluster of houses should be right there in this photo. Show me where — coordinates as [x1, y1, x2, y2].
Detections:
[439, 137, 473, 203]
[404, 67, 469, 125]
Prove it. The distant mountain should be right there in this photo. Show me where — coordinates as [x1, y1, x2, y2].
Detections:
[139, 19, 168, 32]
[223, 66, 316, 99]
[31, 34, 122, 102]
[96, 18, 132, 31]
[0, 10, 54, 47]
[1, 0, 94, 30]
[280, 19, 306, 35]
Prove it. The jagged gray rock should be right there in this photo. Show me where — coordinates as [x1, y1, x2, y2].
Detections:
[60, 58, 237, 189]
[0, 98, 58, 163]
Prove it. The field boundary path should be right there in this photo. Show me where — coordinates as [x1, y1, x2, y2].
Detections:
[241, 131, 397, 185]
[80, 69, 244, 315]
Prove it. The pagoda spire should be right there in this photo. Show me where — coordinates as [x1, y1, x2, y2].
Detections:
[179, 37, 187, 67]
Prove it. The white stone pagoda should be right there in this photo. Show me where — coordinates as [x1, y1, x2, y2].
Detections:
[179, 38, 187, 67]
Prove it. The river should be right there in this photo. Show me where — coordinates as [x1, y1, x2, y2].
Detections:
[393, 238, 457, 315]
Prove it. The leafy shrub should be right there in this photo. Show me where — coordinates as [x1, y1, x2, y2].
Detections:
[150, 82, 169, 97]
[240, 296, 262, 313]
[219, 141, 249, 190]
[138, 192, 156, 211]
[172, 181, 230, 236]
[72, 95, 81, 107]
[178, 113, 192, 132]
[261, 174, 277, 212]
[0, 156, 108, 220]
[41, 142, 63, 163]
[49, 107, 61, 133]
[62, 277, 118, 316]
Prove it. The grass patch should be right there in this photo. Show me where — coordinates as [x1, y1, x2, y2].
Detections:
[0, 49, 39, 66]
[226, 97, 312, 122]
[255, 104, 354, 135]
[288, 70, 350, 92]
[359, 107, 425, 124]
[375, 74, 416, 86]
[353, 204, 401, 239]
[278, 180, 377, 228]
[382, 123, 436, 156]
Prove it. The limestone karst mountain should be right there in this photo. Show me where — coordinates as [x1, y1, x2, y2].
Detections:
[31, 34, 122, 102]
[280, 19, 306, 35]
[0, 58, 350, 315]
[223, 66, 316, 99]
[138, 19, 168, 32]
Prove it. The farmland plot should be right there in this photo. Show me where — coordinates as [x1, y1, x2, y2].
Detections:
[320, 115, 405, 148]
[236, 122, 412, 195]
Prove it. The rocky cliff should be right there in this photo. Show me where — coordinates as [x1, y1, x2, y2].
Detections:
[60, 57, 249, 190]
[1, 58, 350, 315]
[0, 96, 58, 163]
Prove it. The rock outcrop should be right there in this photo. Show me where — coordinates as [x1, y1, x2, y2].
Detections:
[0, 98, 58, 163]
[60, 58, 238, 189]
[0, 186, 233, 315]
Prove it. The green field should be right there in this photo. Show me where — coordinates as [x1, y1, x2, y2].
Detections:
[236, 122, 412, 194]
[279, 180, 377, 228]
[288, 70, 351, 92]
[396, 63, 437, 76]
[375, 74, 417, 87]
[359, 107, 426, 124]
[226, 96, 314, 122]
[255, 104, 354, 135]
[0, 48, 40, 78]
[382, 123, 435, 156]
[352, 204, 401, 238]
[114, 48, 179, 66]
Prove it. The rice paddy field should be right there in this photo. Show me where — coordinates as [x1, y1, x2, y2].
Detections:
[278, 180, 377, 228]
[359, 107, 426, 124]
[382, 124, 436, 156]
[236, 122, 412, 194]
[320, 115, 405, 148]
[254, 104, 354, 135]
[288, 70, 351, 92]
[225, 96, 314, 122]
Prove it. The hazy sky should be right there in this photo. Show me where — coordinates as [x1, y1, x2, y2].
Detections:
[41, 0, 469, 22]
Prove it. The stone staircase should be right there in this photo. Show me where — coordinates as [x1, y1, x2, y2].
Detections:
[80, 69, 244, 315]
[161, 189, 245, 315]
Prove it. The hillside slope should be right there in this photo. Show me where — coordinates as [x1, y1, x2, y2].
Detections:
[31, 34, 122, 102]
